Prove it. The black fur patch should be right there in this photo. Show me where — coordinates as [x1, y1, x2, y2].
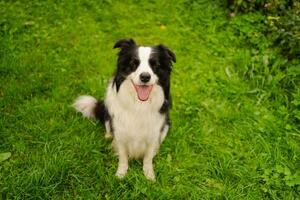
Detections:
[151, 45, 175, 113]
[113, 38, 138, 92]
[159, 99, 170, 113]
[94, 101, 114, 134]
[95, 101, 111, 125]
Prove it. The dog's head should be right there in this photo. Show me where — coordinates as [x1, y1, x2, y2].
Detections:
[113, 38, 176, 101]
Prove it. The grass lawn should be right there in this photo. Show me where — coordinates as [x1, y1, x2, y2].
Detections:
[0, 0, 299, 199]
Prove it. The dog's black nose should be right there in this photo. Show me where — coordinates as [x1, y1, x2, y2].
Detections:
[140, 72, 151, 83]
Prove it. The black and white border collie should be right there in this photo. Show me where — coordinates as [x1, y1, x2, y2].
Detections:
[73, 39, 176, 180]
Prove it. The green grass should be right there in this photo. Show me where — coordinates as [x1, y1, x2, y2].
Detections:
[0, 0, 299, 199]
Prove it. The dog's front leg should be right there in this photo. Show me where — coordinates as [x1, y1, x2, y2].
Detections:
[116, 143, 128, 178]
[104, 121, 113, 139]
[143, 144, 158, 181]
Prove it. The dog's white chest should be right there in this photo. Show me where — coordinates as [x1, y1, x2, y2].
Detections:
[105, 79, 165, 158]
[114, 109, 164, 158]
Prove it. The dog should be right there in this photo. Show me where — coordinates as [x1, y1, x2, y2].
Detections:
[73, 39, 176, 180]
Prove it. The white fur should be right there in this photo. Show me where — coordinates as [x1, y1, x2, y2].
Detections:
[129, 47, 158, 85]
[105, 77, 166, 180]
[160, 124, 169, 143]
[103, 47, 168, 180]
[73, 95, 97, 118]
[104, 121, 113, 139]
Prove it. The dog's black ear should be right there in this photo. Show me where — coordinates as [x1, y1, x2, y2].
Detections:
[158, 44, 176, 63]
[113, 38, 136, 49]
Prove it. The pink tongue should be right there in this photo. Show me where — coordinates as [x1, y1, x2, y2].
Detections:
[134, 85, 153, 101]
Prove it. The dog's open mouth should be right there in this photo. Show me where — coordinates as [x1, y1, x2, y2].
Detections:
[133, 84, 153, 101]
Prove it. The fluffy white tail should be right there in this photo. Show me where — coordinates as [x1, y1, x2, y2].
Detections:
[73, 95, 98, 118]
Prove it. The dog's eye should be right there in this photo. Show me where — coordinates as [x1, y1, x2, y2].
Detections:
[149, 59, 157, 66]
[132, 59, 140, 70]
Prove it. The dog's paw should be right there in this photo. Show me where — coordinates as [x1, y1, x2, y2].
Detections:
[116, 171, 126, 179]
[143, 168, 155, 181]
[105, 132, 113, 139]
[116, 165, 128, 179]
